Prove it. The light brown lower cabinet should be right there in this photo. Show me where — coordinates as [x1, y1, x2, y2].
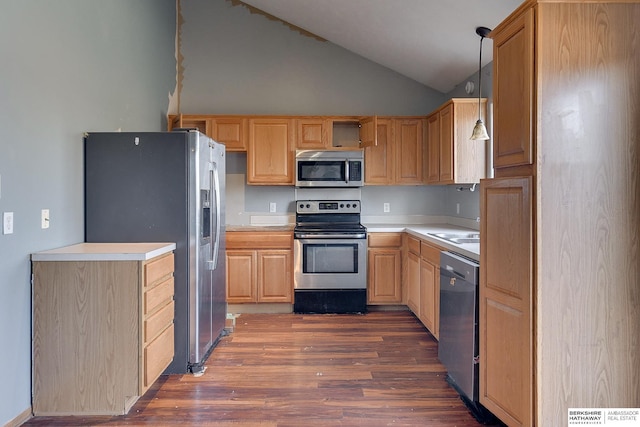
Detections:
[406, 236, 421, 313]
[405, 234, 442, 339]
[226, 231, 293, 303]
[419, 241, 441, 340]
[32, 251, 175, 416]
[367, 233, 402, 304]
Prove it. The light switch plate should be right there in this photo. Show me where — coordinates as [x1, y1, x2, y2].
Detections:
[3, 212, 14, 234]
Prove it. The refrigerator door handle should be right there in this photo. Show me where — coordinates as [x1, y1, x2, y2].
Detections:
[209, 162, 221, 271]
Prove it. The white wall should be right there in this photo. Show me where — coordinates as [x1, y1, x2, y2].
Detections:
[0, 2, 176, 424]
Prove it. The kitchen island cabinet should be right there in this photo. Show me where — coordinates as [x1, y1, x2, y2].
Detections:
[31, 243, 176, 416]
[482, 1, 640, 426]
[226, 231, 293, 303]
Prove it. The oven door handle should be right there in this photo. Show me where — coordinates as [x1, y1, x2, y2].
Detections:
[295, 232, 367, 239]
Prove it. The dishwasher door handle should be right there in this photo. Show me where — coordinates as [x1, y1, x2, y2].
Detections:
[444, 265, 467, 281]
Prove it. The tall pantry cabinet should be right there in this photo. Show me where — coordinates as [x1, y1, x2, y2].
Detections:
[480, 1, 640, 426]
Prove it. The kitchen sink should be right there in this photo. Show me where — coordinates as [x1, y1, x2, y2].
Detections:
[428, 232, 480, 244]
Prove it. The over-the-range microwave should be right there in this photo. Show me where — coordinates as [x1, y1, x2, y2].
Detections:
[295, 150, 364, 187]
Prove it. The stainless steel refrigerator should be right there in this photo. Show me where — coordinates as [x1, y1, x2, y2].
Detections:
[84, 130, 226, 374]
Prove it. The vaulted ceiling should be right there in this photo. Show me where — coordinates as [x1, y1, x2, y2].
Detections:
[240, 0, 522, 93]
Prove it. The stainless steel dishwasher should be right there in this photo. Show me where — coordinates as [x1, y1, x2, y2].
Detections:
[438, 251, 492, 421]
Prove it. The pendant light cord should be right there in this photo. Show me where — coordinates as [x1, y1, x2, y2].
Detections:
[477, 34, 484, 121]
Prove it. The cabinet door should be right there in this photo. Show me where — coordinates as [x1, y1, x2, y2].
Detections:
[247, 118, 294, 184]
[492, 8, 535, 169]
[296, 118, 330, 149]
[426, 112, 440, 183]
[364, 118, 393, 184]
[257, 250, 292, 303]
[419, 259, 438, 339]
[358, 116, 378, 148]
[480, 177, 533, 427]
[226, 250, 256, 303]
[367, 248, 402, 304]
[406, 251, 420, 314]
[213, 117, 247, 152]
[438, 104, 454, 183]
[394, 118, 424, 184]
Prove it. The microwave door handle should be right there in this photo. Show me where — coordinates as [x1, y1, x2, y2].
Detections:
[345, 159, 350, 184]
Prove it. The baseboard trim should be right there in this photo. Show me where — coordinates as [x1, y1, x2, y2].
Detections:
[3, 407, 32, 427]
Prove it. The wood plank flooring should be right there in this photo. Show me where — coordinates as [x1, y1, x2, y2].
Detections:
[24, 311, 496, 426]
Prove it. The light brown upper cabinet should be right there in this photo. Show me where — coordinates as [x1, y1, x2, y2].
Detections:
[168, 114, 212, 137]
[425, 98, 487, 185]
[364, 117, 424, 185]
[364, 118, 393, 184]
[394, 118, 424, 184]
[247, 118, 295, 185]
[168, 114, 247, 151]
[296, 117, 331, 149]
[492, 8, 534, 171]
[212, 116, 248, 152]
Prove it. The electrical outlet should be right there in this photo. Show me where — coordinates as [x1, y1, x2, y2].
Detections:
[3, 212, 14, 235]
[41, 209, 50, 229]
[269, 202, 276, 213]
[383, 203, 390, 213]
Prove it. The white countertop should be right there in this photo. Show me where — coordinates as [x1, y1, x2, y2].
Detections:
[365, 223, 480, 261]
[31, 242, 176, 262]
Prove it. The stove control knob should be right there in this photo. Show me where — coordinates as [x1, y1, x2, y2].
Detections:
[340, 203, 345, 208]
[353, 203, 358, 208]
[306, 204, 311, 209]
[299, 204, 304, 209]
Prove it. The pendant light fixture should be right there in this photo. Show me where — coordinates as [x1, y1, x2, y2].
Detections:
[470, 26, 492, 141]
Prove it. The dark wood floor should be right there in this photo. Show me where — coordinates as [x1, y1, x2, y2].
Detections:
[24, 311, 495, 426]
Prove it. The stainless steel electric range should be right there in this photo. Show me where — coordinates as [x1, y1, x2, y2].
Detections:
[293, 200, 367, 313]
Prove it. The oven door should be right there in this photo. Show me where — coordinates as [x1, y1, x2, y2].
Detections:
[294, 237, 367, 290]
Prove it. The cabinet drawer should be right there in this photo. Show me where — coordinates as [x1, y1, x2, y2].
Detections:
[227, 231, 292, 249]
[144, 277, 174, 315]
[407, 236, 421, 255]
[144, 324, 174, 388]
[144, 300, 174, 344]
[368, 233, 402, 248]
[420, 241, 442, 265]
[145, 253, 174, 286]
